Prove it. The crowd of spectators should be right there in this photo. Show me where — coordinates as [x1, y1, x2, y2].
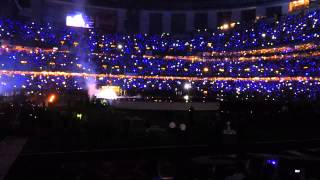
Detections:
[1, 11, 319, 52]
[1, 10, 320, 100]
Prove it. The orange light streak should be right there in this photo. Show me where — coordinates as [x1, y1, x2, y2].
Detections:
[48, 94, 56, 103]
[2, 43, 318, 63]
[0, 70, 319, 82]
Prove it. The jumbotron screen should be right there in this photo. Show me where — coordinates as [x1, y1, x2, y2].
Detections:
[66, 13, 94, 28]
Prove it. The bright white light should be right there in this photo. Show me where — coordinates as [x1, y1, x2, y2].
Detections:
[184, 83, 192, 90]
[86, 79, 118, 100]
[294, 169, 301, 174]
[95, 87, 118, 100]
[66, 13, 90, 28]
[117, 44, 123, 50]
[184, 95, 189, 101]
[261, 33, 266, 38]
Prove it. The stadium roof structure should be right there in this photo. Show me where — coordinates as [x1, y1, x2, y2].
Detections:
[62, 0, 290, 10]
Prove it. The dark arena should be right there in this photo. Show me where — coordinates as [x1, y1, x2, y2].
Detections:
[2, 0, 320, 179]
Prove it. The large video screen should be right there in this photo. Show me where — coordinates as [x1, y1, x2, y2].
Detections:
[66, 13, 94, 28]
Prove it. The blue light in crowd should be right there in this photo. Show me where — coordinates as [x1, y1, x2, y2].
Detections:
[267, 159, 278, 166]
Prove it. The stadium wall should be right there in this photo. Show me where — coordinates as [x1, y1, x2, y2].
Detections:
[15, 0, 294, 33]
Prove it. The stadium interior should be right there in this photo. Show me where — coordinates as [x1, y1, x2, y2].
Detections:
[1, 0, 320, 180]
